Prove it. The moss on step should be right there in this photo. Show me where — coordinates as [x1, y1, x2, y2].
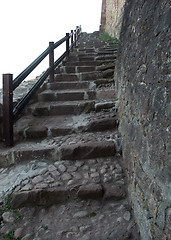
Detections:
[99, 32, 118, 42]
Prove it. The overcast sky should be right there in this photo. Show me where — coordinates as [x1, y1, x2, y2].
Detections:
[0, 0, 102, 88]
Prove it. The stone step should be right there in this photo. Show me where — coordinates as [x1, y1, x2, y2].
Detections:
[10, 182, 126, 209]
[55, 63, 115, 74]
[38, 87, 115, 102]
[0, 131, 118, 167]
[96, 55, 117, 61]
[55, 66, 96, 74]
[29, 100, 95, 116]
[47, 79, 114, 91]
[55, 71, 103, 81]
[77, 48, 117, 55]
[47, 81, 91, 90]
[64, 60, 114, 67]
[68, 55, 95, 62]
[38, 89, 96, 102]
[68, 54, 116, 62]
[9, 155, 126, 209]
[60, 140, 116, 160]
[15, 113, 117, 140]
[70, 51, 117, 59]
[97, 50, 117, 55]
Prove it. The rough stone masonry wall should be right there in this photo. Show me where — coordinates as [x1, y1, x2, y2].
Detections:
[115, 0, 171, 239]
[100, 0, 126, 39]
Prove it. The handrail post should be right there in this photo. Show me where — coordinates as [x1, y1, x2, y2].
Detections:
[71, 30, 74, 52]
[3, 74, 13, 146]
[74, 30, 77, 48]
[78, 25, 81, 39]
[76, 26, 79, 41]
[49, 41, 55, 82]
[66, 33, 70, 59]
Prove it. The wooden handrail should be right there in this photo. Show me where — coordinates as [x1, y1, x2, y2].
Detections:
[3, 25, 82, 146]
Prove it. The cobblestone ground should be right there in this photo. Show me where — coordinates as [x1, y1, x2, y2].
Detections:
[0, 156, 140, 240]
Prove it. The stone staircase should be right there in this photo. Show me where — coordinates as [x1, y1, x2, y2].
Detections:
[0, 32, 140, 240]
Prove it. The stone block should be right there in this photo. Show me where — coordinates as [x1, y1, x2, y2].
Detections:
[10, 187, 70, 208]
[25, 126, 48, 139]
[85, 117, 117, 132]
[13, 146, 55, 163]
[60, 141, 116, 160]
[51, 127, 73, 137]
[78, 184, 103, 199]
[103, 184, 126, 200]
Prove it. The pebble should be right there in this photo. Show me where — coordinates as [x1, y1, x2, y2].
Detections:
[68, 166, 78, 172]
[21, 183, 33, 191]
[44, 176, 54, 183]
[32, 176, 43, 184]
[35, 183, 48, 189]
[67, 180, 75, 186]
[58, 164, 67, 173]
[48, 165, 57, 172]
[73, 211, 88, 218]
[14, 228, 23, 238]
[75, 161, 84, 167]
[90, 168, 96, 172]
[50, 182, 62, 187]
[100, 168, 107, 174]
[123, 211, 131, 221]
[117, 217, 123, 223]
[50, 170, 61, 179]
[72, 172, 82, 180]
[80, 225, 91, 233]
[82, 165, 89, 171]
[2, 212, 16, 223]
[61, 173, 72, 181]
[90, 172, 99, 178]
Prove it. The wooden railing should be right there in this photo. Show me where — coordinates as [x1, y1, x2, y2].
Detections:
[2, 26, 81, 146]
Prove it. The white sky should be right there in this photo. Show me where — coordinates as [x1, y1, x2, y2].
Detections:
[0, 0, 102, 88]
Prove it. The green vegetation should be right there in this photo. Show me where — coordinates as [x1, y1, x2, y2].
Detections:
[1, 194, 21, 220]
[41, 225, 48, 231]
[99, 32, 118, 42]
[3, 228, 21, 240]
[13, 210, 22, 221]
[4, 194, 11, 210]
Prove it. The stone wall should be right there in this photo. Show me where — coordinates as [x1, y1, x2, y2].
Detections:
[100, 0, 125, 39]
[0, 103, 2, 141]
[115, 0, 171, 239]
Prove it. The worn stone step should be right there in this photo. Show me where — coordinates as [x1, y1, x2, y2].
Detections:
[47, 79, 114, 91]
[96, 63, 115, 72]
[96, 55, 117, 61]
[0, 129, 119, 166]
[47, 81, 91, 90]
[10, 182, 126, 209]
[68, 55, 95, 62]
[55, 64, 115, 74]
[55, 71, 103, 81]
[15, 113, 117, 140]
[55, 66, 96, 74]
[38, 89, 96, 102]
[38, 87, 115, 102]
[29, 100, 95, 116]
[60, 140, 116, 160]
[97, 50, 116, 55]
[0, 143, 56, 167]
[64, 60, 114, 67]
